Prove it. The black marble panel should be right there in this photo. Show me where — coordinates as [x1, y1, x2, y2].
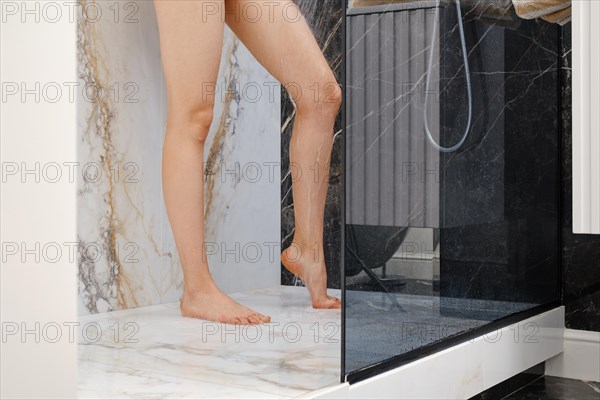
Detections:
[503, 376, 600, 400]
[439, 10, 561, 306]
[281, 0, 343, 288]
[344, 1, 563, 377]
[560, 25, 600, 333]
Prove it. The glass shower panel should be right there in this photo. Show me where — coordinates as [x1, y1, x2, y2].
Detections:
[343, 0, 561, 380]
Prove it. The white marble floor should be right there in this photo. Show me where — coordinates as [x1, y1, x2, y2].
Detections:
[78, 286, 341, 399]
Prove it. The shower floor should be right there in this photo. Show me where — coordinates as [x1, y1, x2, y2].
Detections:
[345, 290, 537, 373]
[78, 285, 539, 397]
[78, 286, 341, 399]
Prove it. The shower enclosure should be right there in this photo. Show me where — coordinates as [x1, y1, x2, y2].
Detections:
[342, 0, 562, 383]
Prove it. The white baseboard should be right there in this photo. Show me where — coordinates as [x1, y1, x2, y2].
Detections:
[545, 328, 600, 382]
[310, 307, 565, 400]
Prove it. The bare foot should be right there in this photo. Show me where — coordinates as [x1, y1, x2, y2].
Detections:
[281, 246, 341, 309]
[180, 288, 271, 324]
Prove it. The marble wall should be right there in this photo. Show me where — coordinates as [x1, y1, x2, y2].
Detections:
[438, 12, 561, 306]
[77, 1, 280, 314]
[281, 0, 343, 288]
[560, 25, 600, 333]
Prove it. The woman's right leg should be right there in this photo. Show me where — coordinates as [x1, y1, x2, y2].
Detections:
[154, 0, 269, 324]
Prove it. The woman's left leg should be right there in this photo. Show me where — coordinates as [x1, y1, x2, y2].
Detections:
[224, 0, 342, 309]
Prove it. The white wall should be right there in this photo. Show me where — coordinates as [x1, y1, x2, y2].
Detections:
[1, 1, 78, 397]
[546, 329, 600, 382]
[573, 0, 600, 234]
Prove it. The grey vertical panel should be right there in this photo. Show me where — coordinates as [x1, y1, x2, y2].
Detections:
[347, 7, 440, 228]
[365, 14, 381, 226]
[409, 9, 426, 227]
[348, 15, 366, 225]
[394, 11, 411, 227]
[424, 8, 440, 228]
[379, 12, 395, 225]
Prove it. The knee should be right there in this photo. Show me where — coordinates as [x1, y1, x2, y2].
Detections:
[167, 102, 215, 143]
[294, 74, 342, 118]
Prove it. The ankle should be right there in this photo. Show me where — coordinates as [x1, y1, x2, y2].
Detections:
[183, 283, 220, 299]
[285, 240, 324, 265]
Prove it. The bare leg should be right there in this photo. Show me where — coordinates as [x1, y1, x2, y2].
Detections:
[225, 0, 342, 308]
[154, 0, 270, 324]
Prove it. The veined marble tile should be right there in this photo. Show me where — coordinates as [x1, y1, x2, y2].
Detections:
[77, 1, 280, 315]
[77, 286, 341, 399]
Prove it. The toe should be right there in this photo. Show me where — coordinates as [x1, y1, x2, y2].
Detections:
[328, 297, 342, 309]
[313, 296, 341, 309]
[233, 315, 250, 325]
[248, 310, 270, 323]
[256, 313, 271, 323]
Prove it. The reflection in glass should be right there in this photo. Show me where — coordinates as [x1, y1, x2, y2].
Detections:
[344, 0, 561, 377]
